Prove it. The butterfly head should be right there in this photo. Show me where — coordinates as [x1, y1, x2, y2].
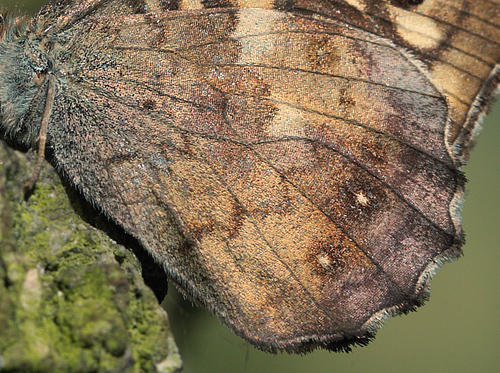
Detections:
[0, 11, 49, 147]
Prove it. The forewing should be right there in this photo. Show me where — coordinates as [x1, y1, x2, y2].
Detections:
[294, 0, 500, 162]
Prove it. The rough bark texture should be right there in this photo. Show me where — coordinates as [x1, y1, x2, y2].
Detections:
[0, 140, 182, 372]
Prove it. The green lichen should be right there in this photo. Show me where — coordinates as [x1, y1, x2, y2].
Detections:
[0, 142, 182, 372]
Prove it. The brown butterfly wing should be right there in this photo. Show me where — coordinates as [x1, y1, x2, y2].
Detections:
[33, 0, 166, 28]
[24, 1, 500, 352]
[295, 0, 500, 162]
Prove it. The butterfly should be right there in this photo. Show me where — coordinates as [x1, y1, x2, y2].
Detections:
[1, 0, 499, 355]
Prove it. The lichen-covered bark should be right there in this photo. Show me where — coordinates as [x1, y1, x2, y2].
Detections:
[0, 141, 182, 372]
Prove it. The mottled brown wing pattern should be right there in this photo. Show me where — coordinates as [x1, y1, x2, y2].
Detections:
[33, 0, 164, 28]
[1, 0, 499, 352]
[41, 7, 464, 349]
[294, 0, 500, 161]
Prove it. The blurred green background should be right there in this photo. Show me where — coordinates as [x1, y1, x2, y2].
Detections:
[3, 1, 500, 372]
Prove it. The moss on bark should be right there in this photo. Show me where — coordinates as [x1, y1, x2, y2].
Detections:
[0, 141, 182, 372]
